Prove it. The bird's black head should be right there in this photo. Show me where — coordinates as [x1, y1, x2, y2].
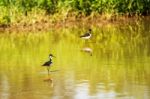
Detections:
[89, 29, 92, 32]
[49, 54, 55, 58]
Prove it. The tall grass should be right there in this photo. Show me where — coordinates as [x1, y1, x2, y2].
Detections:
[0, 0, 150, 25]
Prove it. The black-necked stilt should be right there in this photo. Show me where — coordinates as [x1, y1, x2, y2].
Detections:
[80, 29, 92, 39]
[42, 54, 55, 75]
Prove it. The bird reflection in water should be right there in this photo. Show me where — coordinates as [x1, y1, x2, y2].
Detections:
[43, 74, 54, 87]
[81, 47, 93, 56]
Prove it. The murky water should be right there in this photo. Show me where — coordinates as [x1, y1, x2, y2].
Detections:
[0, 19, 150, 99]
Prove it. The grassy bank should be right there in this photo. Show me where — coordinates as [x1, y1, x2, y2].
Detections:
[0, 0, 150, 32]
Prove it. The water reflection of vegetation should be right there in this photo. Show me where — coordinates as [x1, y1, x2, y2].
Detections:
[0, 23, 150, 99]
[0, 22, 150, 64]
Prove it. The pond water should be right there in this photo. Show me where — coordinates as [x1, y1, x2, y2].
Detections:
[0, 19, 150, 99]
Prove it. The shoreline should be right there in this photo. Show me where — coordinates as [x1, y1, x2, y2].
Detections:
[0, 15, 149, 33]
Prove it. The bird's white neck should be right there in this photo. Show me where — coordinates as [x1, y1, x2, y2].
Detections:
[49, 56, 53, 59]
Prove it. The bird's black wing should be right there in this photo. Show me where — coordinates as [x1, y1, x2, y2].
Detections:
[42, 61, 52, 66]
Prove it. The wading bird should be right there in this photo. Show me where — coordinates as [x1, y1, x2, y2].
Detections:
[80, 29, 92, 39]
[42, 54, 55, 75]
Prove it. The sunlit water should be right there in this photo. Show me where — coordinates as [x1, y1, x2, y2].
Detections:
[0, 19, 150, 99]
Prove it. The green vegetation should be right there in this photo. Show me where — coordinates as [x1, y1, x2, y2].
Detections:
[0, 0, 150, 25]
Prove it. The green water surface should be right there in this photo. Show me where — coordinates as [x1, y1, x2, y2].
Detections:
[0, 19, 150, 99]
